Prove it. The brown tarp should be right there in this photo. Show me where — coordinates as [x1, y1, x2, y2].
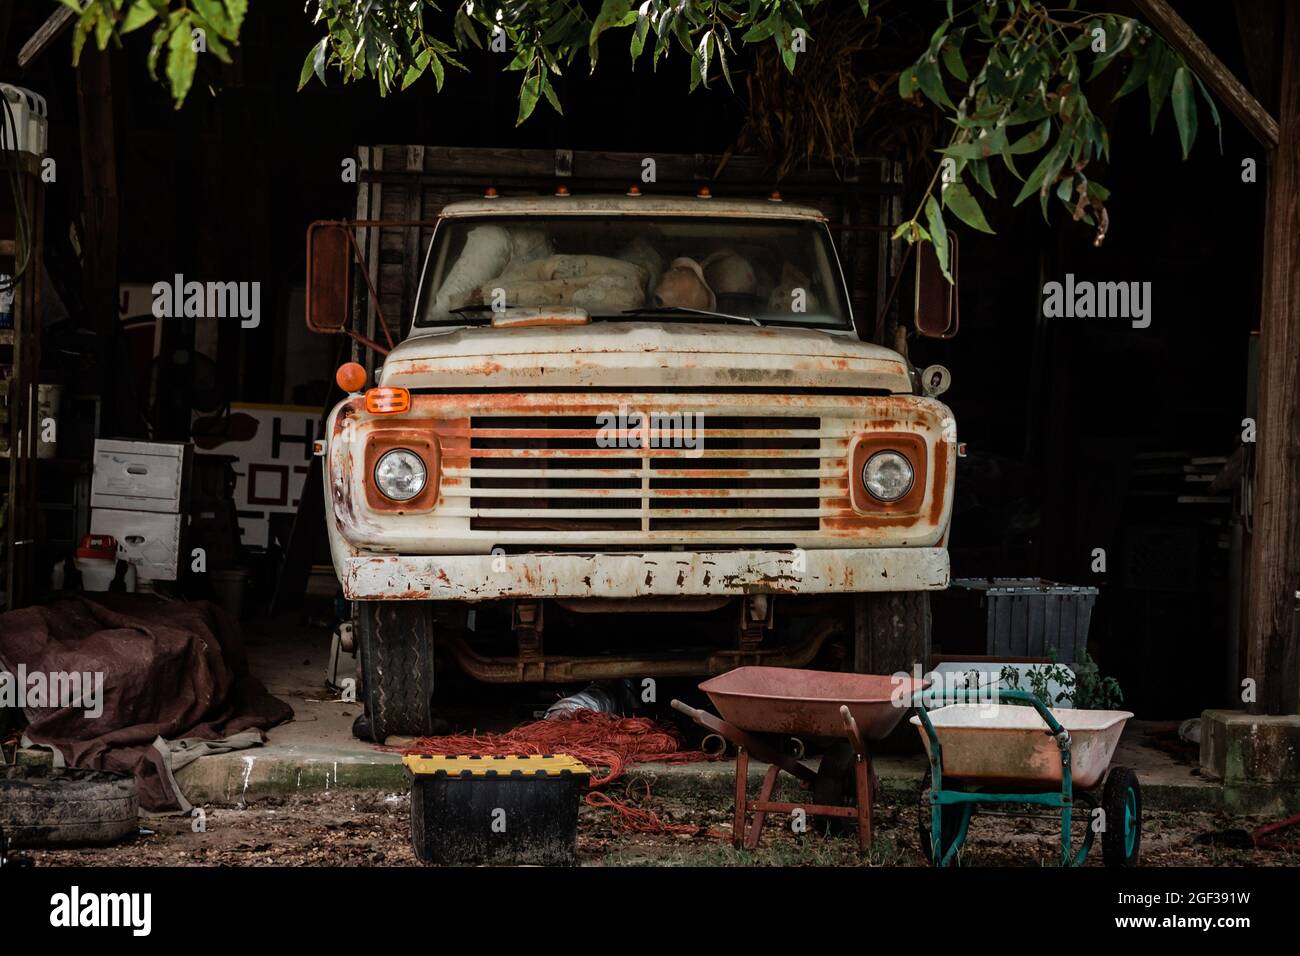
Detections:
[0, 593, 292, 811]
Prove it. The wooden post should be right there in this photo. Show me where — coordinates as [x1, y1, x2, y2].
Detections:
[1245, 6, 1300, 715]
[76, 46, 125, 435]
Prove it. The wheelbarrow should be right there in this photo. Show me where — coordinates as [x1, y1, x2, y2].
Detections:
[671, 666, 926, 851]
[911, 688, 1140, 867]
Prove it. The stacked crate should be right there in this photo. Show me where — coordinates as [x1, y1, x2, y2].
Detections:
[89, 440, 192, 583]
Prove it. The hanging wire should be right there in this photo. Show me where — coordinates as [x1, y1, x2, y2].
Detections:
[0, 86, 30, 294]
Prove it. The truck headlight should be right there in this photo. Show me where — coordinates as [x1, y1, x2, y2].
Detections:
[862, 450, 914, 502]
[374, 448, 427, 501]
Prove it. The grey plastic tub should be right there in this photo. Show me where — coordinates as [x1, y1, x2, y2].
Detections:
[950, 578, 1099, 662]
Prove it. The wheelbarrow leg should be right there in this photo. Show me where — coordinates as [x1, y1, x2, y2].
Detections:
[854, 754, 873, 851]
[839, 705, 875, 851]
[733, 747, 749, 849]
[745, 764, 781, 849]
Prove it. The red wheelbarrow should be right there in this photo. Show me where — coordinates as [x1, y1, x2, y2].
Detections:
[671, 666, 927, 851]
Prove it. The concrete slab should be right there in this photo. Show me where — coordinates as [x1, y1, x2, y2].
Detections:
[1200, 709, 1300, 814]
[173, 615, 1225, 812]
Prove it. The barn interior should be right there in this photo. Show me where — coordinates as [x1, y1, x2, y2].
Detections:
[0, 2, 1293, 850]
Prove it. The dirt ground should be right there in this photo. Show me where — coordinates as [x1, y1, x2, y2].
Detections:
[23, 786, 1300, 868]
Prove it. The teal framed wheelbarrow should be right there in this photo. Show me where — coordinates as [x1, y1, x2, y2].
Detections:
[911, 689, 1140, 867]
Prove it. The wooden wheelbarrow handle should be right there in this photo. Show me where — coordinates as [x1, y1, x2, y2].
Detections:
[839, 705, 868, 758]
[670, 699, 818, 784]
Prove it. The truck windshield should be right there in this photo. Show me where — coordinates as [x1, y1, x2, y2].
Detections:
[415, 215, 852, 330]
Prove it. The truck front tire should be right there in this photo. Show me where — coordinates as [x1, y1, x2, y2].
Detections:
[852, 591, 932, 677]
[356, 601, 439, 743]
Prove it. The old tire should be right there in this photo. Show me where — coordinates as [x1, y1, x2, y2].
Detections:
[1101, 766, 1142, 867]
[0, 766, 137, 848]
[356, 601, 439, 743]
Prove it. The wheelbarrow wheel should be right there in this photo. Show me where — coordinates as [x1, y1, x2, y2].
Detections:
[1101, 766, 1142, 867]
[917, 774, 964, 864]
[812, 743, 859, 836]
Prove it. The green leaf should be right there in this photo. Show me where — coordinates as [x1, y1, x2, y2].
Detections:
[1014, 143, 1064, 206]
[942, 181, 995, 234]
[915, 56, 954, 109]
[589, 0, 635, 68]
[630, 16, 649, 61]
[968, 159, 996, 199]
[697, 32, 712, 88]
[542, 76, 563, 115]
[925, 195, 951, 282]
[517, 72, 541, 125]
[1007, 118, 1051, 155]
[71, 12, 94, 65]
[165, 19, 199, 107]
[192, 0, 231, 37]
[898, 65, 919, 98]
[1193, 72, 1223, 152]
[1147, 42, 1174, 131]
[121, 1, 158, 34]
[742, 16, 780, 43]
[1171, 66, 1197, 159]
[1086, 181, 1111, 201]
[940, 38, 967, 82]
[299, 38, 327, 90]
[94, 9, 114, 49]
[1113, 50, 1149, 100]
[225, 0, 249, 35]
[204, 28, 232, 63]
[401, 61, 424, 91]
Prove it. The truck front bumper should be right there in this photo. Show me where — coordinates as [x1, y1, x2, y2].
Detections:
[339, 547, 949, 601]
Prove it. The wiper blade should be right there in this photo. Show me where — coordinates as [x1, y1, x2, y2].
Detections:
[620, 306, 762, 327]
[447, 305, 499, 316]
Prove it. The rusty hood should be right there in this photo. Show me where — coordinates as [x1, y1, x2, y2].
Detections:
[380, 322, 913, 392]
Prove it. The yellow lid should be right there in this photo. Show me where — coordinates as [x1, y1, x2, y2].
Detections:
[403, 754, 591, 777]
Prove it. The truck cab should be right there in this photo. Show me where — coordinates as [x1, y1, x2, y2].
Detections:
[320, 195, 956, 740]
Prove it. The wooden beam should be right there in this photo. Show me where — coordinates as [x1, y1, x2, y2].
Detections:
[1131, 0, 1279, 148]
[17, 6, 74, 71]
[76, 45, 127, 435]
[1234, 0, 1283, 114]
[1245, 3, 1300, 715]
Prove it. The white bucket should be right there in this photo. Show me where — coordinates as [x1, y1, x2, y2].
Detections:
[211, 568, 249, 619]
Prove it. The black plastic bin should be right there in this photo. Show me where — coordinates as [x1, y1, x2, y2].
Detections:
[405, 754, 590, 866]
[948, 578, 1098, 662]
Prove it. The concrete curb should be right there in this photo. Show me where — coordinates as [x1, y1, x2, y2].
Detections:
[174, 749, 1225, 813]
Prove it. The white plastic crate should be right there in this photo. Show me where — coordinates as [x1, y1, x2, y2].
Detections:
[0, 85, 48, 157]
[91, 439, 191, 514]
[89, 509, 182, 582]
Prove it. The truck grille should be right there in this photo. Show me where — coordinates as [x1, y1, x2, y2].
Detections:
[465, 415, 825, 533]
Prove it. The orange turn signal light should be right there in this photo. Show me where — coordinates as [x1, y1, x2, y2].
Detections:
[364, 386, 410, 415]
[336, 362, 367, 393]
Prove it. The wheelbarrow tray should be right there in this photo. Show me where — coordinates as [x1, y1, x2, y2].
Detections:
[699, 666, 924, 740]
[909, 704, 1133, 789]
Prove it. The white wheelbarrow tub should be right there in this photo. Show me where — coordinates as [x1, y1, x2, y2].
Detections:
[910, 705, 1133, 790]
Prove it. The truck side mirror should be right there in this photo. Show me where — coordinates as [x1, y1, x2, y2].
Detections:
[914, 233, 959, 339]
[306, 222, 352, 333]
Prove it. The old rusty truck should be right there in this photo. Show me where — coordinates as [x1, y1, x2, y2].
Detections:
[312, 189, 956, 740]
